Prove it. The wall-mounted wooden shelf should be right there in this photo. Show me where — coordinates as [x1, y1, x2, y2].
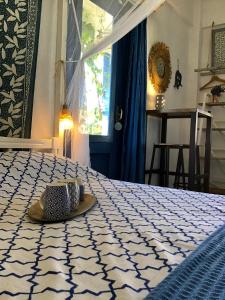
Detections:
[198, 102, 225, 106]
[194, 66, 225, 76]
[201, 156, 225, 160]
[212, 128, 225, 131]
[198, 128, 225, 131]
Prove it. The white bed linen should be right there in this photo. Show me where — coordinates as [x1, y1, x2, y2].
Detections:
[0, 151, 225, 299]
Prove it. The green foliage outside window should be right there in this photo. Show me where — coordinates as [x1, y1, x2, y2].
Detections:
[81, 10, 106, 135]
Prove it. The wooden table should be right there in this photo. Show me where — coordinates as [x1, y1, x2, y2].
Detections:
[146, 108, 212, 192]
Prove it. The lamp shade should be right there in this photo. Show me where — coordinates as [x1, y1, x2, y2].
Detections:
[59, 104, 74, 131]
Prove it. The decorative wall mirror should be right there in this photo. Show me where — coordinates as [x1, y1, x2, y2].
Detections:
[148, 42, 172, 93]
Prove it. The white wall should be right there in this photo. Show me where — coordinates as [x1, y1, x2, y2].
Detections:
[147, 0, 200, 110]
[198, 0, 225, 189]
[146, 0, 201, 185]
[31, 0, 58, 139]
[202, 0, 225, 26]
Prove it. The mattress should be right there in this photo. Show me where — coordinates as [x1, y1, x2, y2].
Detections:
[0, 151, 225, 299]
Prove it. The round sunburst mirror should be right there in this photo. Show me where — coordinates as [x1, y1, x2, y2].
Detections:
[148, 42, 172, 93]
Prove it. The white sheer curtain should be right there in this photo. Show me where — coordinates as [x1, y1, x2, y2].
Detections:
[66, 0, 165, 166]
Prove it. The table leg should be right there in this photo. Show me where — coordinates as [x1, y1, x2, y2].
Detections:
[188, 112, 198, 191]
[159, 116, 167, 186]
[204, 117, 211, 192]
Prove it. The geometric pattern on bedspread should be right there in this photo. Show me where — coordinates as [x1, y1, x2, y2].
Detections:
[0, 151, 225, 300]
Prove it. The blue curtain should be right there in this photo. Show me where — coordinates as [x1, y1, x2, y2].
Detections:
[112, 19, 147, 183]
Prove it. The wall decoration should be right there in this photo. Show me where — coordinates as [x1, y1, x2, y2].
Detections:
[0, 0, 42, 138]
[212, 26, 225, 68]
[174, 59, 182, 89]
[148, 42, 171, 93]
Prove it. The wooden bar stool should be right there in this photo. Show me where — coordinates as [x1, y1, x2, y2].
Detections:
[173, 145, 201, 190]
[174, 146, 186, 189]
[147, 144, 201, 190]
[148, 143, 170, 186]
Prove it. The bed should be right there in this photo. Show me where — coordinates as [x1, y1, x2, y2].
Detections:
[0, 139, 225, 299]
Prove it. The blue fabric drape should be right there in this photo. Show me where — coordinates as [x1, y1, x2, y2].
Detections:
[145, 221, 225, 300]
[113, 19, 147, 183]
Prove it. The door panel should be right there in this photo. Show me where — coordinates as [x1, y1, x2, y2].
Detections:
[89, 48, 115, 177]
[90, 39, 128, 179]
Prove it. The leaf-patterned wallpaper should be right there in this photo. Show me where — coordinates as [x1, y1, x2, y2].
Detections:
[0, 0, 42, 138]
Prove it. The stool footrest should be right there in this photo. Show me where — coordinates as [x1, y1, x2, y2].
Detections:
[154, 144, 192, 149]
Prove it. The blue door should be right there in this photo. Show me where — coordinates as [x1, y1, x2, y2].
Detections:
[89, 47, 123, 178]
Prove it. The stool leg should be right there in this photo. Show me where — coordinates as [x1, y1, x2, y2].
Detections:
[180, 148, 186, 189]
[177, 148, 183, 188]
[148, 145, 156, 185]
[196, 146, 201, 191]
[159, 147, 166, 186]
[174, 148, 181, 188]
[165, 147, 169, 187]
[174, 147, 186, 189]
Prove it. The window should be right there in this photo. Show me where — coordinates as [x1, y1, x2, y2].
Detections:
[84, 50, 112, 135]
[67, 0, 113, 136]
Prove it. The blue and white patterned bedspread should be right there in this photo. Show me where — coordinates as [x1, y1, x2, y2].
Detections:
[0, 151, 225, 300]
